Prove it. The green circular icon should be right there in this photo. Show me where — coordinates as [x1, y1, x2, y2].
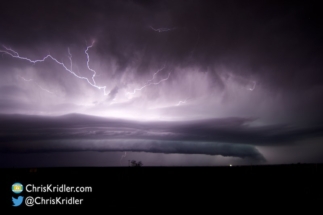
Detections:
[12, 183, 23, 194]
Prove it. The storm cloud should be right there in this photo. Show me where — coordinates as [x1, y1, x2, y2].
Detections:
[0, 0, 323, 166]
[1, 114, 323, 162]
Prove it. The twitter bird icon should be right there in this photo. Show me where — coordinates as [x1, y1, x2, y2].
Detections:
[12, 196, 24, 207]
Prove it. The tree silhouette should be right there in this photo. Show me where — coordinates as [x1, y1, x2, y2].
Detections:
[130, 160, 142, 167]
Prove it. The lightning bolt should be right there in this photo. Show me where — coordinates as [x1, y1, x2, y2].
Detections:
[126, 66, 171, 97]
[126, 73, 171, 97]
[18, 75, 55, 95]
[176, 97, 191, 106]
[17, 75, 32, 82]
[225, 73, 257, 91]
[37, 84, 55, 94]
[0, 42, 109, 96]
[149, 26, 177, 32]
[67, 47, 73, 71]
[146, 65, 166, 83]
[176, 100, 187, 106]
[84, 42, 97, 85]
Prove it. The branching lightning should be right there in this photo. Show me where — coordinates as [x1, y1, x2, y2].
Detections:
[0, 42, 109, 96]
[84, 42, 97, 85]
[146, 65, 165, 83]
[2, 40, 174, 103]
[126, 66, 171, 97]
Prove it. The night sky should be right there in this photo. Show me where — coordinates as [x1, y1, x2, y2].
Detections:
[1, 0, 323, 167]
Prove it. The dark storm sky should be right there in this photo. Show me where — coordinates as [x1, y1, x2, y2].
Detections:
[1, 0, 323, 86]
[1, 0, 323, 166]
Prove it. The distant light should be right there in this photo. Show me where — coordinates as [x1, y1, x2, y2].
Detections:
[229, 164, 232, 167]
